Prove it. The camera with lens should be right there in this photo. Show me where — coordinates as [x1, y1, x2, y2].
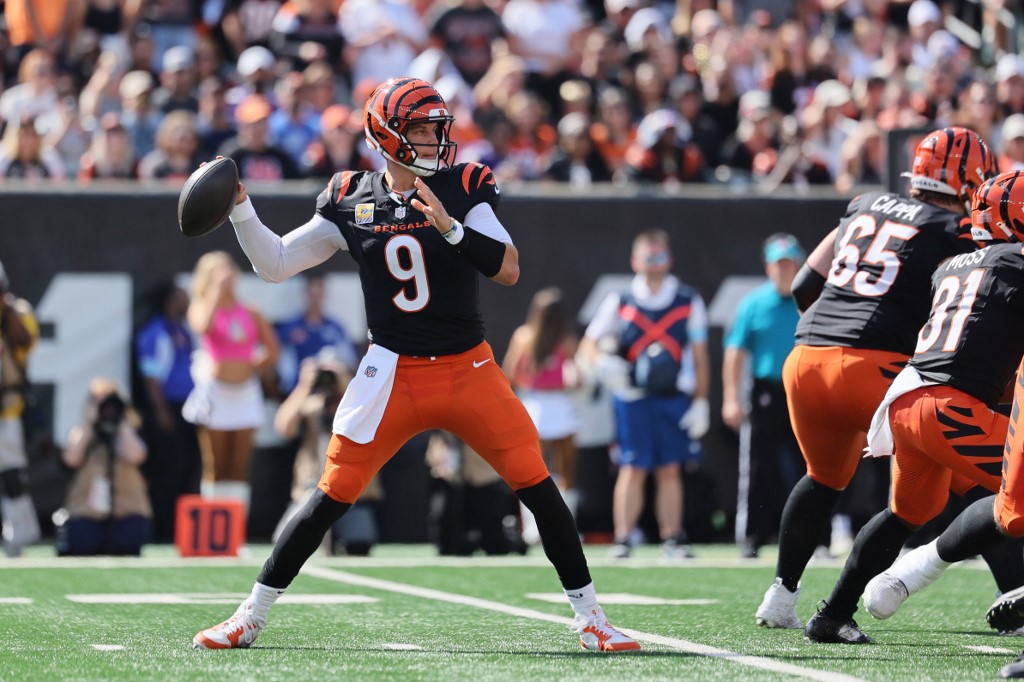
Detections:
[313, 368, 338, 393]
[94, 393, 125, 437]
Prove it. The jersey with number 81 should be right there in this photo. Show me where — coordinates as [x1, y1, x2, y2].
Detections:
[315, 163, 500, 356]
[910, 243, 1024, 407]
[796, 191, 975, 354]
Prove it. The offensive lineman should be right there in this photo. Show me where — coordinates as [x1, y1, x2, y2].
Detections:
[192, 77, 639, 652]
[755, 127, 999, 630]
[804, 170, 1024, 643]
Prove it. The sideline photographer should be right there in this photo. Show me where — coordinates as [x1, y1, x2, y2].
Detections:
[57, 378, 152, 556]
[0, 259, 41, 557]
[273, 351, 380, 555]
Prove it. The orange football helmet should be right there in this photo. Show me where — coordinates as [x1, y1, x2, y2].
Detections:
[363, 77, 456, 176]
[904, 127, 997, 210]
[971, 170, 1024, 243]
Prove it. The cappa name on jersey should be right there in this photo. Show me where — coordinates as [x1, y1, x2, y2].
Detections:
[870, 194, 925, 222]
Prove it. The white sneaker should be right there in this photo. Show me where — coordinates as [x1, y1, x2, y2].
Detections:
[863, 573, 909, 620]
[756, 577, 803, 629]
[193, 603, 263, 649]
[573, 608, 641, 652]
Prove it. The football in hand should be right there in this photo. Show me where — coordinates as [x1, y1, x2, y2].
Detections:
[178, 158, 239, 237]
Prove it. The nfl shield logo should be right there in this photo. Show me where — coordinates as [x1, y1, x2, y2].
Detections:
[395, 206, 407, 219]
[365, 366, 378, 378]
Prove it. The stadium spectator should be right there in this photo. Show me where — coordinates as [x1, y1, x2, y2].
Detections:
[1000, 114, 1024, 171]
[137, 0, 199, 71]
[502, 90, 555, 180]
[56, 377, 151, 556]
[834, 120, 884, 194]
[268, 71, 320, 167]
[472, 54, 528, 120]
[231, 44, 279, 104]
[0, 49, 60, 137]
[670, 74, 723, 168]
[427, 0, 505, 86]
[218, 94, 302, 180]
[79, 48, 129, 126]
[77, 0, 137, 55]
[590, 86, 635, 175]
[301, 103, 365, 179]
[995, 53, 1024, 117]
[268, 0, 345, 72]
[151, 45, 200, 114]
[193, 76, 639, 654]
[338, 0, 428, 87]
[220, 0, 283, 58]
[50, 95, 92, 178]
[542, 112, 612, 185]
[301, 60, 337, 116]
[182, 251, 279, 508]
[622, 108, 706, 184]
[134, 282, 201, 543]
[4, 0, 79, 65]
[118, 69, 162, 160]
[0, 115, 67, 181]
[954, 80, 1001, 154]
[78, 111, 138, 180]
[580, 229, 711, 559]
[501, 0, 587, 115]
[137, 109, 202, 180]
[0, 260, 41, 557]
[722, 234, 805, 560]
[196, 76, 238, 158]
[274, 273, 359, 394]
[503, 287, 581, 543]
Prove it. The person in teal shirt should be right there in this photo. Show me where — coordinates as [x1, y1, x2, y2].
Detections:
[723, 233, 804, 559]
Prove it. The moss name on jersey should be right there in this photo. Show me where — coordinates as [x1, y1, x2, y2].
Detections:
[796, 191, 975, 354]
[316, 163, 500, 356]
[910, 244, 1024, 407]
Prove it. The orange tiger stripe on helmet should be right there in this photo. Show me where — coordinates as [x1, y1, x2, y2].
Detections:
[906, 127, 997, 208]
[972, 170, 1024, 243]
[364, 77, 456, 177]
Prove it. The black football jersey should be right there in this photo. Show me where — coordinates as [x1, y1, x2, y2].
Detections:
[909, 244, 1024, 407]
[796, 191, 975, 354]
[316, 162, 501, 356]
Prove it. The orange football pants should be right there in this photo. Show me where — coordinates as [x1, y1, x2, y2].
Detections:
[783, 345, 908, 490]
[888, 385, 1005, 526]
[318, 342, 549, 503]
[998, 360, 1024, 536]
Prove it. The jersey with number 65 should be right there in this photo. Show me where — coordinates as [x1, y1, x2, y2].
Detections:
[910, 244, 1024, 407]
[315, 163, 500, 356]
[795, 191, 975, 354]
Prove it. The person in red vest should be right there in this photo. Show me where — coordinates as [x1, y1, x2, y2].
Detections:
[580, 228, 711, 559]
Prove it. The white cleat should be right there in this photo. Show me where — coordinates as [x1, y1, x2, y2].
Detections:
[193, 604, 263, 650]
[756, 577, 803, 629]
[572, 608, 641, 652]
[863, 573, 910, 620]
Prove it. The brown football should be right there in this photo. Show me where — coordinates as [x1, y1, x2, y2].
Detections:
[178, 158, 239, 238]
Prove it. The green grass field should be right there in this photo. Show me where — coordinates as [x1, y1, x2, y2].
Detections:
[0, 544, 1018, 681]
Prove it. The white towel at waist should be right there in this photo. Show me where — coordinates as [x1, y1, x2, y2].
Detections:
[332, 345, 399, 444]
[865, 365, 938, 458]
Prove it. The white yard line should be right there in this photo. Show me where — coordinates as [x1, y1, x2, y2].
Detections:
[964, 645, 1016, 655]
[90, 644, 125, 651]
[301, 565, 869, 682]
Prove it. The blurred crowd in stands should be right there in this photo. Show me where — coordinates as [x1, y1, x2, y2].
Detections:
[0, 0, 1021, 191]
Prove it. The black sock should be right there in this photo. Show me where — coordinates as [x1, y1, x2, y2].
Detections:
[824, 509, 914, 620]
[776, 475, 841, 592]
[937, 496, 1006, 564]
[257, 489, 351, 589]
[517, 477, 592, 590]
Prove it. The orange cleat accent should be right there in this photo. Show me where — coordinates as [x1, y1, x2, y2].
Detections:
[193, 608, 262, 649]
[574, 609, 641, 652]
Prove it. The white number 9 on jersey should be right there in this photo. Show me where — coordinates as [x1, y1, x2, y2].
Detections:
[385, 235, 431, 312]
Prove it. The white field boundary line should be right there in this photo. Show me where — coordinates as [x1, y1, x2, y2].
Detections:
[0, 555, 997, 572]
[301, 565, 868, 682]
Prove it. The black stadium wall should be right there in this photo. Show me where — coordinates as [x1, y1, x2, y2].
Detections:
[0, 182, 853, 543]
